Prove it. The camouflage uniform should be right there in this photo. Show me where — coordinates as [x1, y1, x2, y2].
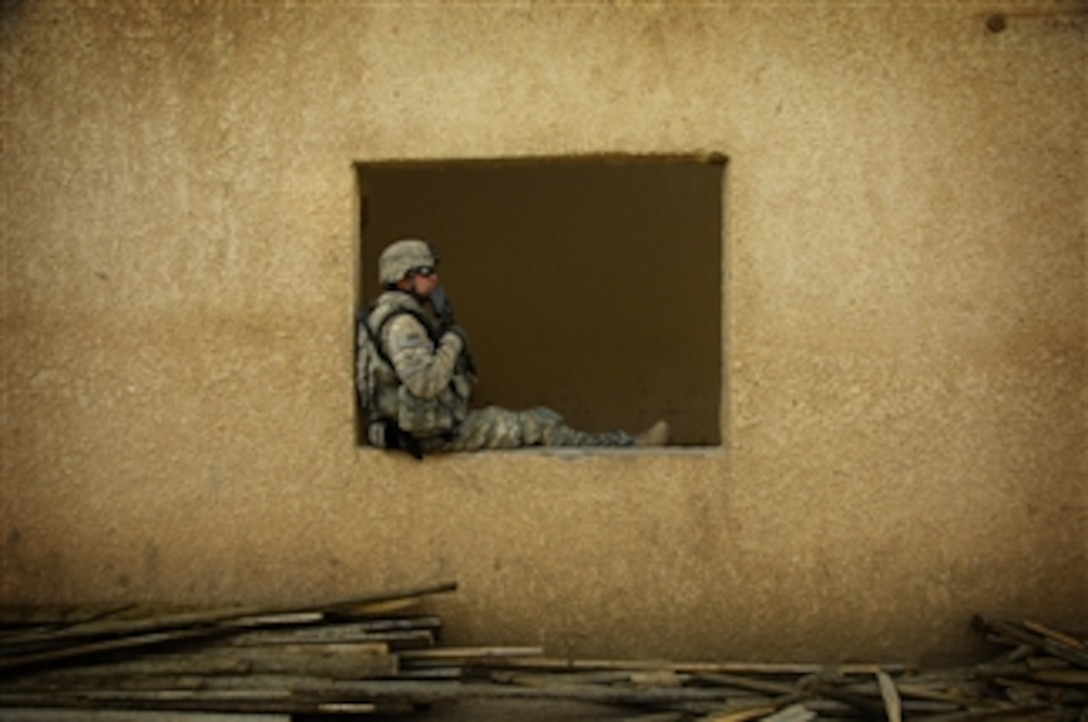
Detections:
[364, 289, 473, 444]
[363, 289, 637, 453]
[427, 405, 637, 452]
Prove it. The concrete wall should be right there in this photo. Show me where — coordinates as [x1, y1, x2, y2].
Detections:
[2, 1, 1084, 664]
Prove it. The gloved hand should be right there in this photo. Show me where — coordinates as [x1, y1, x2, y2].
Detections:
[443, 325, 469, 349]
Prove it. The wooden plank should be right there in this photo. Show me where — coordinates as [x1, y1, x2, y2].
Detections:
[489, 670, 636, 687]
[317, 701, 415, 715]
[0, 689, 305, 715]
[759, 703, 816, 722]
[0, 678, 747, 713]
[395, 666, 463, 680]
[984, 643, 1034, 666]
[975, 615, 1088, 665]
[466, 657, 913, 676]
[243, 645, 397, 680]
[1025, 655, 1075, 670]
[611, 713, 686, 722]
[3, 654, 251, 682]
[689, 673, 797, 696]
[1022, 620, 1087, 651]
[0, 710, 289, 722]
[312, 702, 377, 714]
[331, 597, 424, 617]
[698, 704, 778, 722]
[4, 644, 398, 683]
[0, 626, 230, 673]
[0, 605, 138, 628]
[7, 672, 392, 694]
[918, 704, 1051, 722]
[224, 617, 440, 646]
[224, 626, 434, 650]
[806, 680, 885, 717]
[39, 678, 772, 706]
[221, 613, 323, 629]
[400, 646, 544, 661]
[1, 581, 457, 648]
[876, 670, 902, 722]
[1028, 668, 1088, 685]
[842, 680, 977, 705]
[630, 670, 686, 687]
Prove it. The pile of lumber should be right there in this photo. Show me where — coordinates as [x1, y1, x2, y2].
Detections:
[457, 616, 1087, 721]
[1, 581, 1085, 721]
[0, 581, 474, 717]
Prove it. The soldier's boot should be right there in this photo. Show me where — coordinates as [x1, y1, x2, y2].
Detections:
[635, 420, 670, 446]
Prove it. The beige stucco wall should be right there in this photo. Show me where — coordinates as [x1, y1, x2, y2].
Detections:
[2, 1, 1084, 664]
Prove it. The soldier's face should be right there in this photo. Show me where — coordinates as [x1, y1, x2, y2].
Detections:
[403, 268, 439, 297]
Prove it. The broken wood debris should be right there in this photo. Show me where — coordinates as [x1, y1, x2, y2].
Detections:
[0, 586, 1084, 720]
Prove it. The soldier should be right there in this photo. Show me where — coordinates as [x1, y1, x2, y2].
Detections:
[357, 239, 669, 457]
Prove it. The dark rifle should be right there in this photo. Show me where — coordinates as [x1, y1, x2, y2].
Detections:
[429, 287, 477, 379]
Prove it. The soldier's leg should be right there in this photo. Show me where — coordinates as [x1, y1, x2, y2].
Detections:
[439, 406, 537, 451]
[437, 406, 636, 452]
[531, 407, 638, 448]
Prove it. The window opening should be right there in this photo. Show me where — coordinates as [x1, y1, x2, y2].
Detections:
[357, 156, 725, 447]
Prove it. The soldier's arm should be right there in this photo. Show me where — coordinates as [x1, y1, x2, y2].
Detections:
[383, 314, 464, 400]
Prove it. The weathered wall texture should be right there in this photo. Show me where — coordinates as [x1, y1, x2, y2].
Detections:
[2, 1, 1084, 663]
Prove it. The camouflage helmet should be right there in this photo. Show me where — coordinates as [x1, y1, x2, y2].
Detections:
[378, 239, 438, 285]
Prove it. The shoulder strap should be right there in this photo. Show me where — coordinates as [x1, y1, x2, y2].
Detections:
[364, 306, 434, 370]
